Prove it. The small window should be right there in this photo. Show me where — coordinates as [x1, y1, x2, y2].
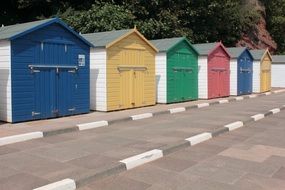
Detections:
[78, 54, 85, 66]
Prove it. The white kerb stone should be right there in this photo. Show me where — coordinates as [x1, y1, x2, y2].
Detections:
[224, 121, 244, 131]
[120, 149, 163, 170]
[131, 113, 153, 120]
[33, 179, 76, 190]
[185, 132, 212, 146]
[251, 114, 265, 121]
[197, 103, 209, 108]
[0, 132, 43, 146]
[77, 120, 108, 130]
[169, 107, 186, 114]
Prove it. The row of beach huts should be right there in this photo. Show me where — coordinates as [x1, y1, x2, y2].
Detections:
[0, 18, 283, 123]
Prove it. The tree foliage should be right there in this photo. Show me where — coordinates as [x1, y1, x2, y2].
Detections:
[261, 0, 285, 53]
[1, 0, 261, 47]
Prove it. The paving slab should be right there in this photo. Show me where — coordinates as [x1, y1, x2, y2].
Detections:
[1, 91, 285, 190]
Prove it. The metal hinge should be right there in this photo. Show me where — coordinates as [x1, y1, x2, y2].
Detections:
[68, 107, 76, 112]
[32, 111, 41, 116]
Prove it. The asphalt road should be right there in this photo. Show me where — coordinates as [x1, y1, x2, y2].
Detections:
[0, 92, 285, 190]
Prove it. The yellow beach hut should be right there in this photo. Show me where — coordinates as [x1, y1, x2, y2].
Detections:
[250, 49, 272, 93]
[83, 29, 158, 111]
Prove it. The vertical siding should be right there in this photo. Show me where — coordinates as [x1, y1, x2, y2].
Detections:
[272, 64, 285, 87]
[230, 59, 238, 96]
[11, 23, 90, 122]
[106, 32, 156, 111]
[0, 40, 12, 122]
[198, 56, 208, 99]
[155, 52, 167, 103]
[252, 60, 261, 93]
[90, 48, 107, 111]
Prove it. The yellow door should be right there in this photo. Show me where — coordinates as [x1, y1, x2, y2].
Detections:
[260, 57, 271, 92]
[119, 49, 146, 109]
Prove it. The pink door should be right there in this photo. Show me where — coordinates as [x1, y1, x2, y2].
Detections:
[208, 47, 230, 99]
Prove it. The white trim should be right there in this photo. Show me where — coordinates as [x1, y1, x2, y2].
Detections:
[90, 48, 107, 111]
[155, 53, 167, 103]
[0, 40, 12, 122]
[198, 56, 208, 99]
[230, 59, 238, 95]
[252, 60, 261, 93]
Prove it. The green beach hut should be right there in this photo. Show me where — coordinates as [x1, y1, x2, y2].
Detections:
[151, 37, 198, 103]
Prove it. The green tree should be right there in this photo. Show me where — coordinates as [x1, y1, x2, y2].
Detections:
[261, 0, 285, 53]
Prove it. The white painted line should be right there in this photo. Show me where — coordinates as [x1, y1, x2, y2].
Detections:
[219, 99, 229, 104]
[77, 120, 108, 131]
[120, 149, 163, 170]
[224, 121, 244, 131]
[270, 108, 280, 114]
[265, 92, 271, 95]
[251, 114, 265, 121]
[33, 178, 76, 190]
[131, 113, 153, 120]
[185, 132, 212, 146]
[169, 107, 186, 114]
[235, 97, 244, 101]
[249, 94, 257, 98]
[197, 103, 209, 108]
[0, 132, 43, 146]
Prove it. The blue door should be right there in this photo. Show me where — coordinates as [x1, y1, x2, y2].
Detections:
[237, 57, 252, 95]
[32, 42, 76, 119]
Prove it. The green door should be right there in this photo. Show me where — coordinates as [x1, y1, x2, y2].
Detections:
[167, 47, 198, 103]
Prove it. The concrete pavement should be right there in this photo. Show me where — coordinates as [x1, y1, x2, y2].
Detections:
[79, 112, 285, 190]
[0, 92, 285, 189]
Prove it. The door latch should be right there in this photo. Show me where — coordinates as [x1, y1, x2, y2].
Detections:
[32, 111, 41, 116]
[68, 108, 76, 112]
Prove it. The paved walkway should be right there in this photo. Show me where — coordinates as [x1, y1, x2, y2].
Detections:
[0, 88, 283, 138]
[0, 92, 284, 189]
[79, 111, 285, 190]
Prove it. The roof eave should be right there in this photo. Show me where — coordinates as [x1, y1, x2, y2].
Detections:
[9, 18, 94, 47]
[106, 29, 158, 52]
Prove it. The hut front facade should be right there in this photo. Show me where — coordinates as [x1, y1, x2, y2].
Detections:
[0, 18, 92, 122]
[228, 47, 253, 96]
[272, 55, 285, 87]
[250, 49, 272, 93]
[151, 37, 198, 103]
[83, 29, 157, 111]
[193, 42, 231, 99]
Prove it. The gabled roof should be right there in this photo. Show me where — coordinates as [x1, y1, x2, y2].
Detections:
[250, 49, 272, 61]
[193, 42, 230, 57]
[151, 37, 198, 54]
[227, 47, 253, 59]
[272, 55, 285, 64]
[0, 18, 93, 47]
[83, 29, 158, 52]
